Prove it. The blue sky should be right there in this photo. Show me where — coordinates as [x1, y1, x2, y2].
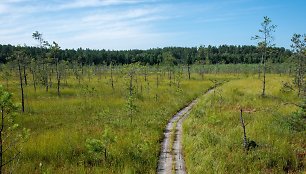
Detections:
[0, 0, 305, 50]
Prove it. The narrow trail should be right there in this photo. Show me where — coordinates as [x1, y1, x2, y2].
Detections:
[157, 88, 214, 174]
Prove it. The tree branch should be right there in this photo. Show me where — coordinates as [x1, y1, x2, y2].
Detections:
[1, 151, 21, 167]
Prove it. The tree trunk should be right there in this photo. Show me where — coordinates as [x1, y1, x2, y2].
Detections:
[297, 55, 304, 97]
[104, 148, 107, 162]
[169, 70, 172, 86]
[147, 81, 150, 93]
[258, 54, 263, 79]
[18, 62, 25, 112]
[130, 111, 133, 124]
[57, 77, 61, 97]
[141, 83, 143, 93]
[110, 65, 114, 90]
[188, 64, 191, 80]
[240, 109, 247, 150]
[45, 64, 49, 92]
[23, 65, 27, 86]
[56, 58, 60, 97]
[49, 71, 52, 88]
[262, 58, 266, 96]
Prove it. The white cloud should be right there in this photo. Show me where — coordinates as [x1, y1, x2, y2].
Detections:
[48, 6, 170, 49]
[1, 0, 30, 3]
[0, 0, 175, 49]
[0, 3, 10, 14]
[63, 28, 174, 50]
[81, 7, 161, 26]
[57, 0, 146, 10]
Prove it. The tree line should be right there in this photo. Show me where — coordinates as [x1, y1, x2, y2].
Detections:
[0, 43, 291, 65]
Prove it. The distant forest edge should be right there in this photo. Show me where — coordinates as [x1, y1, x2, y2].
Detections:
[0, 44, 292, 65]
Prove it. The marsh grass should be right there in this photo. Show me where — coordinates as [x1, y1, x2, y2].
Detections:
[1, 69, 237, 173]
[183, 75, 305, 173]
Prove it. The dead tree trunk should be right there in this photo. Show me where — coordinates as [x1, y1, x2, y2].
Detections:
[110, 64, 114, 90]
[44, 63, 49, 92]
[169, 70, 172, 86]
[18, 62, 25, 112]
[262, 58, 266, 96]
[56, 58, 61, 97]
[240, 109, 247, 150]
[188, 64, 191, 80]
[23, 65, 27, 86]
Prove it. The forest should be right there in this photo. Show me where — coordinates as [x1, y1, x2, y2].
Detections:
[0, 43, 292, 65]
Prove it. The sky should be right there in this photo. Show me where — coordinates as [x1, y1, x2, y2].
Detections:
[0, 0, 305, 50]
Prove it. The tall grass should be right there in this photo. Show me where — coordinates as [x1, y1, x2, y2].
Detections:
[1, 66, 236, 173]
[183, 75, 305, 173]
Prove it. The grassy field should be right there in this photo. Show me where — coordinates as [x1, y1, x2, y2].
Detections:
[183, 74, 305, 173]
[1, 67, 237, 173]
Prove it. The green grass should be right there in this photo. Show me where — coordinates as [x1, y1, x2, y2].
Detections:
[183, 74, 305, 174]
[1, 69, 236, 173]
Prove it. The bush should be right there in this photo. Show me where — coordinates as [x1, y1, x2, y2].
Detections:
[85, 138, 104, 165]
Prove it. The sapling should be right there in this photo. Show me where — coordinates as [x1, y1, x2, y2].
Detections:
[110, 62, 114, 90]
[156, 65, 160, 88]
[81, 84, 96, 109]
[176, 66, 183, 89]
[29, 59, 37, 92]
[72, 61, 82, 84]
[252, 16, 277, 96]
[239, 109, 258, 151]
[197, 45, 206, 80]
[162, 52, 175, 86]
[10, 47, 26, 112]
[86, 65, 93, 82]
[32, 31, 50, 92]
[146, 75, 150, 94]
[124, 64, 139, 124]
[50, 41, 61, 96]
[101, 128, 116, 162]
[155, 65, 160, 101]
[291, 33, 305, 97]
[143, 64, 148, 82]
[0, 86, 30, 174]
[85, 138, 103, 165]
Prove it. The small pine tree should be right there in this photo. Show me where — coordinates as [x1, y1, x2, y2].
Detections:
[0, 86, 29, 174]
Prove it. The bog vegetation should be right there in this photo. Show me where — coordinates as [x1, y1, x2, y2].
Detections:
[1, 63, 234, 173]
[183, 76, 305, 173]
[0, 16, 304, 173]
